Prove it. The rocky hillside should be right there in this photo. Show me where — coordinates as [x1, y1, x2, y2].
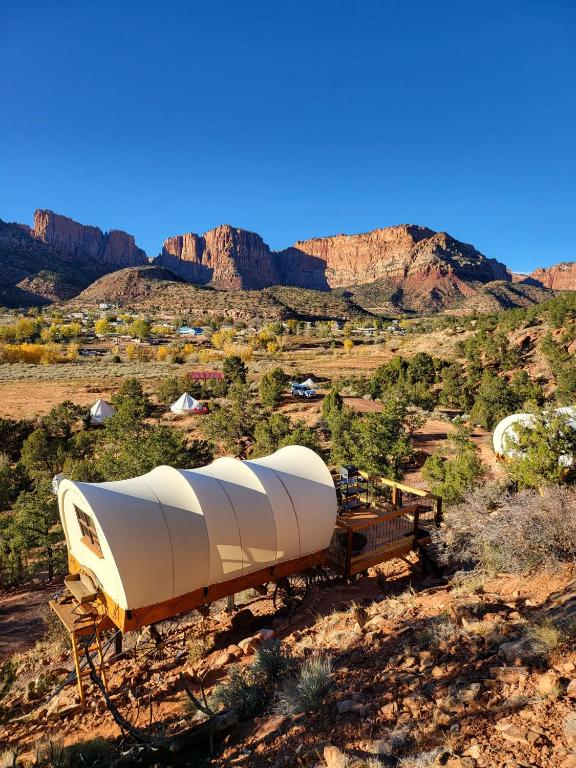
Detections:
[0, 219, 108, 306]
[528, 262, 576, 291]
[70, 265, 370, 321]
[0, 211, 148, 306]
[33, 210, 147, 268]
[2, 564, 576, 767]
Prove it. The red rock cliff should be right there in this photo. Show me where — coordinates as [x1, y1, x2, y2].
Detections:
[283, 225, 510, 288]
[33, 210, 147, 267]
[158, 223, 509, 294]
[528, 262, 576, 291]
[160, 225, 278, 290]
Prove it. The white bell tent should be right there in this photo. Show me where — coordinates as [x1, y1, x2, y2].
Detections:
[57, 446, 337, 613]
[90, 399, 115, 425]
[300, 378, 317, 389]
[170, 392, 202, 413]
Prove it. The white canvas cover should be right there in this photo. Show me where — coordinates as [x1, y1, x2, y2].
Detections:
[300, 378, 316, 388]
[58, 446, 337, 611]
[90, 399, 115, 425]
[493, 408, 576, 458]
[170, 392, 201, 413]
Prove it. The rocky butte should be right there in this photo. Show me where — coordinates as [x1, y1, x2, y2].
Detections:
[33, 210, 148, 268]
[158, 223, 510, 294]
[527, 262, 576, 291]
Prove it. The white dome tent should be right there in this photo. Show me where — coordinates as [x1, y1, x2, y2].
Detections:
[493, 408, 576, 460]
[57, 446, 337, 629]
[492, 413, 535, 457]
[89, 399, 115, 425]
[170, 392, 202, 413]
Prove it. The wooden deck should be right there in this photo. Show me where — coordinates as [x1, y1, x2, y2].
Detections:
[326, 473, 442, 579]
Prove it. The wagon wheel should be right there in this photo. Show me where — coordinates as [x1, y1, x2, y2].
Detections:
[272, 573, 309, 611]
[305, 565, 334, 589]
[132, 619, 188, 664]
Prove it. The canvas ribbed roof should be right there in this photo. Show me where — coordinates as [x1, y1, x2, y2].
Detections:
[58, 446, 337, 611]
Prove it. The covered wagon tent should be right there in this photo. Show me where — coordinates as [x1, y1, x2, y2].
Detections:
[170, 392, 203, 414]
[56, 446, 337, 632]
[89, 399, 115, 425]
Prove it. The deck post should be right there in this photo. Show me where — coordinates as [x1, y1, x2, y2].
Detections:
[114, 631, 123, 656]
[435, 497, 443, 526]
[345, 527, 353, 580]
[412, 507, 420, 550]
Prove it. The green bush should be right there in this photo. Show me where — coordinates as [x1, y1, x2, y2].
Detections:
[252, 639, 297, 682]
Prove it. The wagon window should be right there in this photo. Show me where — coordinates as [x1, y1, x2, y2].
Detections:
[75, 505, 103, 558]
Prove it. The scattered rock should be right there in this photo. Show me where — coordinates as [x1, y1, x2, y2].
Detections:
[324, 745, 346, 768]
[536, 671, 561, 697]
[337, 699, 366, 714]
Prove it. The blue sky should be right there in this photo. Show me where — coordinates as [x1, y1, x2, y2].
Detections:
[1, 0, 574, 272]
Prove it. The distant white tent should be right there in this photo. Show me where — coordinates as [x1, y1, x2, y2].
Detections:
[300, 378, 317, 389]
[90, 399, 115, 425]
[170, 392, 202, 413]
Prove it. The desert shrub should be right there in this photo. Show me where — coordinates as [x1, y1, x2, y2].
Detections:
[398, 750, 442, 768]
[423, 614, 465, 646]
[211, 666, 266, 720]
[34, 736, 111, 767]
[422, 427, 485, 506]
[276, 653, 331, 715]
[434, 483, 576, 574]
[251, 639, 297, 682]
[523, 620, 567, 661]
[0, 661, 15, 702]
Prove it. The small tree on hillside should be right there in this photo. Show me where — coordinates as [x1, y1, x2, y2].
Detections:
[156, 376, 181, 405]
[8, 478, 61, 580]
[203, 382, 259, 457]
[440, 364, 474, 411]
[260, 367, 289, 409]
[112, 377, 150, 417]
[348, 394, 423, 478]
[222, 354, 247, 386]
[0, 418, 34, 461]
[422, 427, 485, 506]
[252, 413, 320, 457]
[470, 371, 519, 430]
[406, 352, 436, 387]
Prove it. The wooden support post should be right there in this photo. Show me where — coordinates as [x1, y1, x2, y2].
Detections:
[114, 631, 123, 656]
[345, 527, 353, 580]
[412, 507, 420, 551]
[435, 497, 443, 526]
[226, 594, 235, 612]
